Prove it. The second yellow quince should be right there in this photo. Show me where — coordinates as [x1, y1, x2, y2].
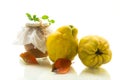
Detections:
[78, 35, 112, 68]
[46, 25, 78, 62]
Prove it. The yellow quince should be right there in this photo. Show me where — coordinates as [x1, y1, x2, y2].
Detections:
[78, 35, 112, 68]
[46, 25, 78, 73]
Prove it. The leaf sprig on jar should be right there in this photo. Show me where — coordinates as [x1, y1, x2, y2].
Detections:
[26, 13, 55, 25]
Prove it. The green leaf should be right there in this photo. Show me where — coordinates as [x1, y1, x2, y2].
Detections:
[26, 13, 33, 20]
[33, 15, 39, 22]
[42, 15, 49, 19]
[49, 19, 55, 23]
[33, 15, 37, 19]
[34, 18, 39, 21]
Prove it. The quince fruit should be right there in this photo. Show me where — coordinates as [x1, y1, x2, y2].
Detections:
[78, 35, 112, 68]
[46, 25, 78, 73]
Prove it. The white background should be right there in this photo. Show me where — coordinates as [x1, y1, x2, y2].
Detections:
[0, 0, 120, 80]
